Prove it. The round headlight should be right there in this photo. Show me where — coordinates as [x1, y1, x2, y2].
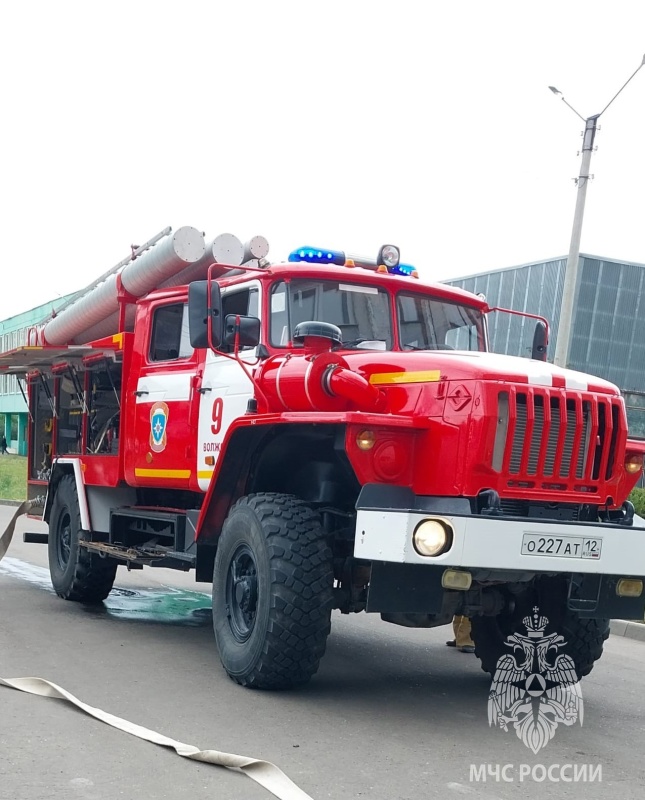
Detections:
[413, 519, 453, 557]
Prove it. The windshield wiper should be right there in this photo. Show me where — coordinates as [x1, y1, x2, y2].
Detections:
[402, 343, 454, 351]
[338, 338, 386, 349]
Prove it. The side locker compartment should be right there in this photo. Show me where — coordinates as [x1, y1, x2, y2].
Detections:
[81, 347, 126, 490]
[53, 365, 84, 459]
[85, 357, 122, 458]
[27, 371, 55, 511]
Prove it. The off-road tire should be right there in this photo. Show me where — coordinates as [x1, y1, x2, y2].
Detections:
[471, 599, 609, 679]
[212, 493, 334, 689]
[48, 475, 117, 602]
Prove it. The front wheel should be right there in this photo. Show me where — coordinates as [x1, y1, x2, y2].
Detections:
[48, 475, 117, 602]
[212, 493, 334, 689]
[471, 586, 609, 679]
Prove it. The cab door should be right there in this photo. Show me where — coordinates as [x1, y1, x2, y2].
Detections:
[127, 300, 202, 489]
[196, 283, 260, 492]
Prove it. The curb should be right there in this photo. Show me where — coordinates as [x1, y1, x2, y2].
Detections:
[610, 620, 645, 643]
[0, 499, 25, 507]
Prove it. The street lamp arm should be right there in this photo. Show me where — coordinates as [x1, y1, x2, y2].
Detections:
[548, 85, 586, 120]
[599, 56, 645, 117]
[560, 96, 586, 122]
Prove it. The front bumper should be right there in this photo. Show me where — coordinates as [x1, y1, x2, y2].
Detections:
[354, 507, 645, 577]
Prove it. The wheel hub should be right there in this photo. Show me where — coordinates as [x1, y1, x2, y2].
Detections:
[57, 511, 72, 569]
[226, 545, 258, 642]
[234, 574, 258, 612]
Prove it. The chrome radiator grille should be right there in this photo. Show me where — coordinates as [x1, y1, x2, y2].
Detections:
[492, 389, 620, 486]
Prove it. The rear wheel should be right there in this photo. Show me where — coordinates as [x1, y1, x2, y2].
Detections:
[48, 475, 117, 602]
[471, 582, 609, 679]
[212, 493, 334, 689]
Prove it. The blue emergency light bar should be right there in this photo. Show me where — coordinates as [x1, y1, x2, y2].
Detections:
[288, 245, 419, 278]
[390, 263, 417, 277]
[288, 247, 346, 265]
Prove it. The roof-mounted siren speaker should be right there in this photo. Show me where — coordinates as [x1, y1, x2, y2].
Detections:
[242, 236, 270, 266]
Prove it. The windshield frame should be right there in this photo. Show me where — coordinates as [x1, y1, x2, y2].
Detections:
[264, 273, 489, 353]
[268, 277, 395, 349]
[395, 290, 488, 353]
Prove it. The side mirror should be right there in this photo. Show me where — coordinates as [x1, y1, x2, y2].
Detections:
[223, 314, 261, 349]
[531, 320, 548, 361]
[188, 280, 222, 349]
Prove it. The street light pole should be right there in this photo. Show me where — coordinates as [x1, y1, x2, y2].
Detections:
[553, 114, 599, 368]
[551, 54, 645, 369]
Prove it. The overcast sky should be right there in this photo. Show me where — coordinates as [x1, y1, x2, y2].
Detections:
[1, 0, 644, 322]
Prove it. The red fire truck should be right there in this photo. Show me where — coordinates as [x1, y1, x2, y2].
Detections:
[2, 227, 644, 689]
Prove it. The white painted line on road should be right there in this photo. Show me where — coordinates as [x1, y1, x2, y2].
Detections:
[1, 677, 315, 800]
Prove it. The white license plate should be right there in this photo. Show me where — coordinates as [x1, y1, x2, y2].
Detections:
[521, 533, 602, 560]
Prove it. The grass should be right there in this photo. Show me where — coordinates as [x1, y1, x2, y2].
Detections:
[629, 487, 645, 518]
[0, 454, 27, 501]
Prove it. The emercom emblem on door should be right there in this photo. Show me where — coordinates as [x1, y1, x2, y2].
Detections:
[150, 402, 169, 452]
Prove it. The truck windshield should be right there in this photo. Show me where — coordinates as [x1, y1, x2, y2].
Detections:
[270, 279, 393, 348]
[397, 293, 486, 352]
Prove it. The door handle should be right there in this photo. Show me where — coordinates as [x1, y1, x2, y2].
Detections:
[197, 386, 212, 394]
[134, 390, 149, 397]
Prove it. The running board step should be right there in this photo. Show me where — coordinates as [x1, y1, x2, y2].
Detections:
[109, 507, 198, 553]
[23, 532, 49, 544]
[80, 540, 196, 571]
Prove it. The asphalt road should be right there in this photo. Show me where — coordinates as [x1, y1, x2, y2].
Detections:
[1, 504, 644, 800]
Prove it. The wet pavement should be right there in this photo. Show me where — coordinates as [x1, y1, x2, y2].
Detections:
[0, 555, 212, 626]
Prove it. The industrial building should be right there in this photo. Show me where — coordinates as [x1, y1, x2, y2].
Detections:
[446, 253, 645, 438]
